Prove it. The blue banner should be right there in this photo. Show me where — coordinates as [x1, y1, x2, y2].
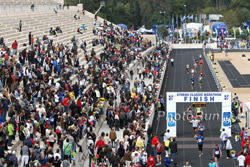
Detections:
[167, 112, 176, 127]
[223, 112, 231, 127]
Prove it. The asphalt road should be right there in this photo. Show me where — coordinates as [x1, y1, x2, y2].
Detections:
[150, 49, 238, 167]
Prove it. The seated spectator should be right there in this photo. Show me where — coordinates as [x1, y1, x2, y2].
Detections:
[54, 8, 57, 14]
[42, 35, 49, 44]
[74, 15, 77, 20]
[92, 39, 97, 46]
[56, 26, 62, 33]
[50, 28, 56, 36]
[77, 28, 83, 34]
[81, 24, 86, 31]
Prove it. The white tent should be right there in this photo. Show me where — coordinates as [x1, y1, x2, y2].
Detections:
[186, 23, 203, 30]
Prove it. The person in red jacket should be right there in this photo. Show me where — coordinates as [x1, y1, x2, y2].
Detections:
[12, 40, 18, 55]
[240, 127, 247, 140]
[245, 153, 250, 166]
[152, 135, 159, 157]
[95, 137, 105, 150]
[147, 155, 155, 167]
[61, 97, 70, 112]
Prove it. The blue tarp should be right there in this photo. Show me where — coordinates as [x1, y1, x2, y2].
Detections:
[117, 24, 128, 30]
[212, 22, 227, 33]
[152, 25, 170, 34]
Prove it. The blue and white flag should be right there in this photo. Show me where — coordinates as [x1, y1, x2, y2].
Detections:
[247, 26, 250, 35]
[172, 15, 174, 32]
[181, 16, 186, 22]
[215, 28, 218, 37]
[195, 15, 197, 23]
[189, 15, 193, 20]
[199, 14, 201, 23]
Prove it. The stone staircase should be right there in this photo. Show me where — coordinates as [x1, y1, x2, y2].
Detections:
[0, 8, 108, 164]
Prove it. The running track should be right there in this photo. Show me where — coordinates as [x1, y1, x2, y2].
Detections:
[149, 49, 238, 167]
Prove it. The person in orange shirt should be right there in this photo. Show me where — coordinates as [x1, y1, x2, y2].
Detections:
[31, 35, 34, 49]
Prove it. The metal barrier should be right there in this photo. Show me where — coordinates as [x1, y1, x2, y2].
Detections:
[203, 48, 223, 92]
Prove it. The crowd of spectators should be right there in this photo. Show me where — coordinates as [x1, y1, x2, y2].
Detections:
[0, 14, 158, 167]
[86, 41, 169, 167]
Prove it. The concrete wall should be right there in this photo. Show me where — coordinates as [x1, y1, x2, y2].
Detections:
[171, 43, 217, 49]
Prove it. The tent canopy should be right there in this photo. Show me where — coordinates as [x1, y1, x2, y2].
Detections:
[117, 24, 128, 30]
[186, 23, 203, 30]
[209, 14, 223, 21]
[212, 22, 227, 33]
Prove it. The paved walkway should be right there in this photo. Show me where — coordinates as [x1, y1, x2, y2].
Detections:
[213, 51, 250, 129]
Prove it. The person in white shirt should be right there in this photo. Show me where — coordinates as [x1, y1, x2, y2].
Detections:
[220, 128, 228, 151]
[225, 137, 233, 159]
[164, 129, 170, 142]
[237, 153, 245, 167]
[53, 149, 61, 160]
[87, 136, 94, 146]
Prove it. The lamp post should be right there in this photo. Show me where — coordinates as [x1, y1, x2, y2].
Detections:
[184, 5, 187, 44]
[94, 0, 105, 16]
[159, 11, 166, 25]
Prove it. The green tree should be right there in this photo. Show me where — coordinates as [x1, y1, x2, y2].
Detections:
[157, 26, 169, 38]
[236, 8, 250, 24]
[223, 10, 240, 28]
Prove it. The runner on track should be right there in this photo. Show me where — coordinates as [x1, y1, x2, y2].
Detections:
[199, 75, 203, 89]
[186, 64, 190, 74]
[196, 133, 205, 157]
[191, 77, 195, 89]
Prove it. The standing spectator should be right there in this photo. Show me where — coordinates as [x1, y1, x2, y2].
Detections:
[109, 128, 117, 147]
[95, 137, 105, 150]
[31, 35, 34, 49]
[63, 139, 72, 160]
[147, 155, 155, 167]
[11, 40, 18, 55]
[220, 128, 228, 151]
[169, 138, 177, 162]
[7, 120, 14, 147]
[151, 135, 158, 157]
[20, 143, 30, 167]
[19, 20, 22, 32]
[240, 127, 247, 140]
[0, 141, 5, 167]
[130, 70, 134, 80]
[225, 137, 232, 159]
[88, 143, 94, 167]
[237, 153, 245, 167]
[245, 153, 250, 167]
[8, 151, 18, 167]
[62, 156, 70, 167]
[28, 32, 32, 46]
